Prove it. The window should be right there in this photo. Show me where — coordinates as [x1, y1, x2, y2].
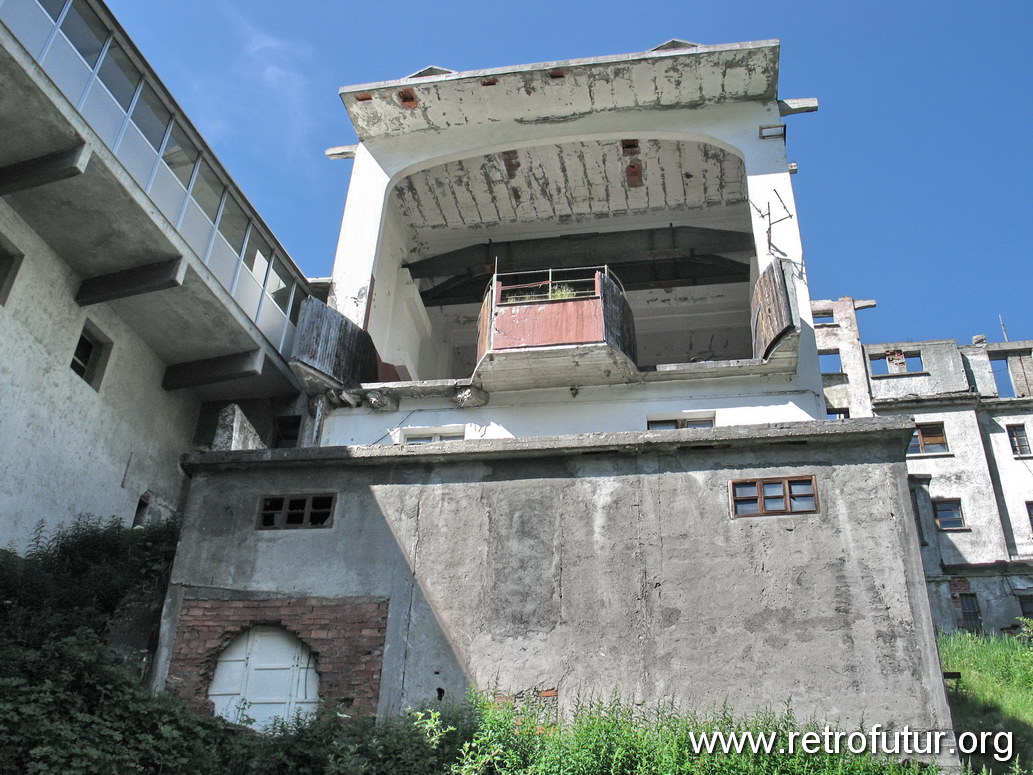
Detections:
[991, 356, 1016, 398]
[730, 476, 818, 517]
[826, 408, 850, 420]
[1027, 502, 1033, 533]
[870, 350, 924, 376]
[908, 423, 949, 455]
[403, 428, 465, 444]
[818, 351, 842, 374]
[1007, 424, 1031, 456]
[812, 311, 835, 325]
[273, 416, 301, 449]
[0, 248, 22, 305]
[208, 626, 319, 729]
[647, 417, 715, 431]
[132, 495, 149, 528]
[1018, 595, 1033, 619]
[258, 494, 335, 529]
[933, 499, 966, 530]
[958, 593, 982, 632]
[69, 321, 110, 389]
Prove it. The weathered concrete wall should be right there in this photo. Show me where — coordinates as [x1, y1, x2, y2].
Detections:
[812, 298, 875, 418]
[866, 340, 970, 403]
[0, 199, 199, 549]
[158, 419, 952, 734]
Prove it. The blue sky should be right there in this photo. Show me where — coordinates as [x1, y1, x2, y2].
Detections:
[104, 0, 1033, 346]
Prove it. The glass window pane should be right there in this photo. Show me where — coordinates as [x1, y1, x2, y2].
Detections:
[217, 196, 248, 254]
[242, 231, 271, 281]
[96, 42, 138, 109]
[407, 436, 434, 444]
[267, 259, 293, 312]
[647, 419, 678, 431]
[190, 160, 224, 221]
[790, 495, 815, 512]
[788, 480, 813, 495]
[60, 0, 106, 66]
[907, 432, 921, 455]
[763, 482, 783, 497]
[289, 288, 308, 326]
[764, 497, 785, 511]
[39, 0, 67, 19]
[734, 499, 759, 515]
[131, 83, 171, 149]
[733, 483, 757, 498]
[160, 123, 198, 187]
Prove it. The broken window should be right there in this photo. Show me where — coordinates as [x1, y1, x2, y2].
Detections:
[69, 321, 110, 389]
[933, 499, 965, 530]
[818, 351, 842, 374]
[991, 356, 1016, 398]
[730, 476, 817, 517]
[958, 593, 982, 632]
[258, 494, 335, 529]
[908, 423, 949, 455]
[647, 417, 714, 431]
[870, 350, 923, 376]
[1007, 424, 1031, 456]
[826, 408, 849, 420]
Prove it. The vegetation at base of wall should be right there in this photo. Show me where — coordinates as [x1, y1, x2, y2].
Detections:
[940, 626, 1033, 774]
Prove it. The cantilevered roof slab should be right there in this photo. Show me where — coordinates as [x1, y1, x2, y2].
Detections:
[339, 41, 780, 141]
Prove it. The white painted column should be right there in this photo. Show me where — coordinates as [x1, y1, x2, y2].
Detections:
[329, 144, 392, 328]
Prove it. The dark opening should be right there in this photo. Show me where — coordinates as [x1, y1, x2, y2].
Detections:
[436, 687, 445, 701]
[70, 332, 96, 379]
[132, 496, 149, 527]
[273, 415, 302, 448]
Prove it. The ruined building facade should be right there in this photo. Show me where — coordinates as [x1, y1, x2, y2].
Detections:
[7, 0, 1025, 744]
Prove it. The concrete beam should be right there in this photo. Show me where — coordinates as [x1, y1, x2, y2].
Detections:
[778, 98, 819, 116]
[163, 350, 265, 391]
[0, 143, 92, 196]
[75, 258, 187, 306]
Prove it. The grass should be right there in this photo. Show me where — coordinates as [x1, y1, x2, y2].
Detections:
[939, 628, 1033, 774]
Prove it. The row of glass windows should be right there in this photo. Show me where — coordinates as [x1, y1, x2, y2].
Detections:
[0, 0, 307, 354]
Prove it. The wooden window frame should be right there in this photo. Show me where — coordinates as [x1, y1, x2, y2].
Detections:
[908, 423, 949, 455]
[959, 593, 982, 632]
[257, 493, 336, 530]
[1007, 424, 1031, 456]
[932, 499, 966, 531]
[730, 475, 818, 517]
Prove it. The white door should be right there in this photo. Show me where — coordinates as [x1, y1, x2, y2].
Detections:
[207, 625, 319, 729]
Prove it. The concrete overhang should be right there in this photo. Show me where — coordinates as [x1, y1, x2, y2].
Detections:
[0, 23, 301, 400]
[181, 416, 916, 473]
[339, 40, 781, 141]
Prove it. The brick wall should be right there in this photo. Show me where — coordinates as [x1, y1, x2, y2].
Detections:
[167, 595, 389, 714]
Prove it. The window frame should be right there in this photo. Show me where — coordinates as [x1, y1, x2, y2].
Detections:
[1017, 594, 1033, 620]
[932, 499, 966, 531]
[257, 493, 336, 530]
[908, 423, 949, 455]
[1007, 424, 1031, 456]
[401, 427, 466, 445]
[958, 593, 982, 633]
[646, 417, 715, 431]
[729, 475, 819, 518]
[826, 408, 850, 420]
[69, 320, 111, 390]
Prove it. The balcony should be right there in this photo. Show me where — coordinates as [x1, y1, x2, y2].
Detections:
[473, 266, 637, 390]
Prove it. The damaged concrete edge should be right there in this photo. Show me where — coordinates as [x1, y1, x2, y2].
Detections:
[338, 39, 780, 97]
[182, 416, 916, 473]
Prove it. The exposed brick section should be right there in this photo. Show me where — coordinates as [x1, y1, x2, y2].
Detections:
[948, 577, 972, 600]
[167, 595, 389, 715]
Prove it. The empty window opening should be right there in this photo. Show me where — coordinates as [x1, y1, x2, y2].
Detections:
[258, 494, 336, 529]
[1008, 424, 1031, 456]
[480, 77, 499, 86]
[909, 488, 928, 546]
[908, 423, 949, 455]
[1027, 502, 1033, 533]
[132, 495, 150, 528]
[812, 312, 835, 325]
[436, 687, 446, 701]
[991, 357, 1016, 398]
[1018, 595, 1033, 620]
[730, 476, 818, 517]
[870, 356, 889, 376]
[905, 354, 924, 372]
[208, 626, 319, 729]
[870, 350, 924, 376]
[69, 321, 110, 389]
[819, 351, 842, 374]
[826, 408, 850, 420]
[958, 593, 982, 633]
[621, 139, 640, 156]
[403, 428, 465, 444]
[933, 499, 965, 530]
[355, 92, 373, 102]
[273, 415, 302, 449]
[548, 68, 565, 79]
[647, 417, 714, 431]
[0, 249, 23, 306]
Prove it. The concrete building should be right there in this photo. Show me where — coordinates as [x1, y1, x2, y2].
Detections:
[814, 297, 1033, 634]
[0, 0, 962, 749]
[0, 0, 319, 549]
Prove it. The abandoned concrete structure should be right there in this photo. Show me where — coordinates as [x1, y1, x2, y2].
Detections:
[6, 0, 1016, 748]
[814, 298, 1033, 635]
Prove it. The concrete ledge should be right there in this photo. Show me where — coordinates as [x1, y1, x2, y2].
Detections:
[0, 143, 91, 196]
[181, 416, 915, 473]
[75, 257, 187, 306]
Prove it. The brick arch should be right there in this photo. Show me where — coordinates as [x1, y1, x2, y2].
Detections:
[167, 595, 389, 715]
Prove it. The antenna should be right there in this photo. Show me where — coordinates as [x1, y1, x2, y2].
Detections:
[999, 314, 1010, 342]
